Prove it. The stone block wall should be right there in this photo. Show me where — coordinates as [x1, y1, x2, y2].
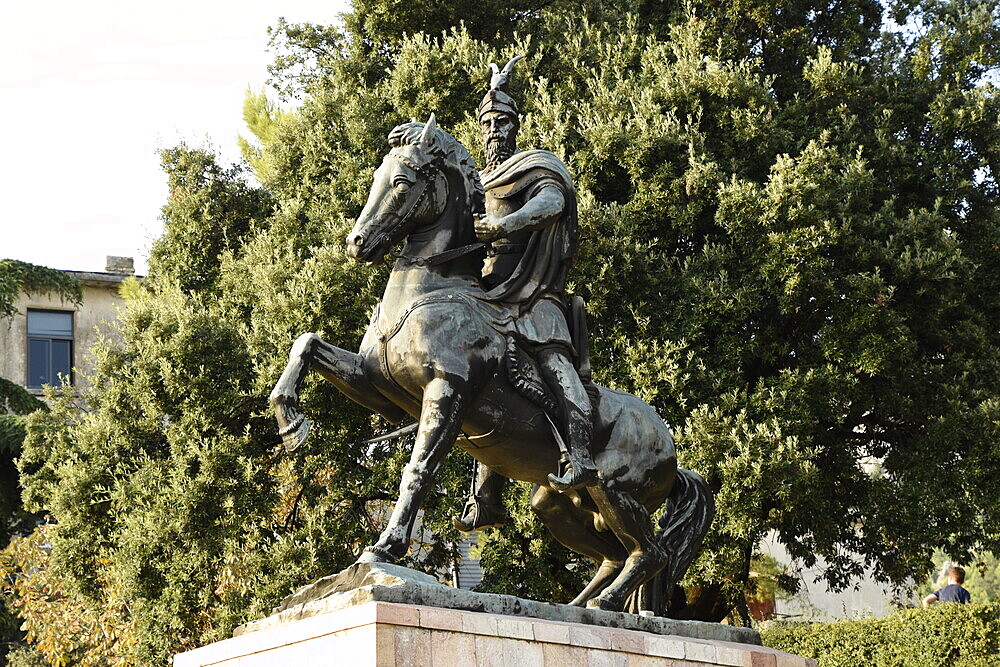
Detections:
[174, 601, 815, 667]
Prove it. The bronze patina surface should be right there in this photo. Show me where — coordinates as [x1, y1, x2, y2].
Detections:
[270, 60, 714, 615]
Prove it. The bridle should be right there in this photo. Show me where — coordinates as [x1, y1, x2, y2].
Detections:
[379, 150, 487, 268]
[369, 151, 441, 246]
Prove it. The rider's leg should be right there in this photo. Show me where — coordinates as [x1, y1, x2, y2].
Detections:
[454, 459, 509, 531]
[537, 347, 599, 490]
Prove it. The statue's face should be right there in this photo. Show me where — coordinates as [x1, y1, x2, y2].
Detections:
[481, 111, 517, 167]
[481, 111, 515, 142]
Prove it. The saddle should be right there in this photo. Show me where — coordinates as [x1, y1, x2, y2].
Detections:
[502, 295, 598, 416]
[504, 336, 560, 415]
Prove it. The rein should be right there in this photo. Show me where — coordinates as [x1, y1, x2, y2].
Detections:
[383, 153, 486, 268]
[395, 241, 486, 267]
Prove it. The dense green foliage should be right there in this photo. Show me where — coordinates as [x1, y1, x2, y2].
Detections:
[0, 260, 80, 662]
[6, 0, 1000, 662]
[761, 602, 1000, 666]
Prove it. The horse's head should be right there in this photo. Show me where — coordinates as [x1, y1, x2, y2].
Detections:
[346, 114, 451, 264]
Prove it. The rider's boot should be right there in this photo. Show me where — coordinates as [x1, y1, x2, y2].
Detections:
[548, 405, 599, 491]
[454, 463, 509, 531]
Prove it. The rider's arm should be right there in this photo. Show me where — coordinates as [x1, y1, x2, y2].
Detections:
[502, 185, 565, 234]
[922, 593, 938, 607]
[475, 185, 565, 240]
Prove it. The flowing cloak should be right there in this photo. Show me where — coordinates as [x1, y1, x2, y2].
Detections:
[480, 149, 578, 315]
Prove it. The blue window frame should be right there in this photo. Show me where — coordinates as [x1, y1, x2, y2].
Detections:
[26, 309, 74, 388]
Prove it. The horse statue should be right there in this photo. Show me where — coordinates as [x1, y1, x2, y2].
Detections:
[269, 114, 714, 614]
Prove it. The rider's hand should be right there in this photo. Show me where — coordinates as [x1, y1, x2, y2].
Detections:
[474, 214, 507, 242]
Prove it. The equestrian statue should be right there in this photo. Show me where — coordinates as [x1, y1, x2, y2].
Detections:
[269, 57, 714, 614]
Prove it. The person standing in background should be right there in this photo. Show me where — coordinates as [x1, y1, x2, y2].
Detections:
[923, 566, 972, 606]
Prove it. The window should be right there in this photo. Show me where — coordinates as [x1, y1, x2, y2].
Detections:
[27, 309, 73, 388]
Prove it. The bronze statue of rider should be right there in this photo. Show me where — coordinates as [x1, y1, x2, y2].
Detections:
[455, 56, 599, 531]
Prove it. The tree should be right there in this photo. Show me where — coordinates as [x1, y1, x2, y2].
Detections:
[0, 259, 80, 663]
[8, 0, 1000, 661]
[1, 259, 80, 545]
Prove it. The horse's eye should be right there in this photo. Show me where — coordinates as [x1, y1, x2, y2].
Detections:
[394, 181, 411, 193]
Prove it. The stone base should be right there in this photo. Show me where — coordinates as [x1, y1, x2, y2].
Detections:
[233, 563, 760, 646]
[174, 564, 812, 666]
[174, 600, 814, 667]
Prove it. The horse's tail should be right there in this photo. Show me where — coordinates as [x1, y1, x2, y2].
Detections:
[626, 467, 715, 615]
[658, 468, 714, 588]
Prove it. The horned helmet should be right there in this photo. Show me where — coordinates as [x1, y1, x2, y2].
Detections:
[477, 55, 524, 126]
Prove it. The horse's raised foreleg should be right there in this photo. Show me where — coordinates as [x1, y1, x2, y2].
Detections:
[358, 376, 468, 562]
[270, 333, 405, 450]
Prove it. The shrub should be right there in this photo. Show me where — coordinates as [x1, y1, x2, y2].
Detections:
[5, 645, 49, 667]
[761, 602, 1000, 666]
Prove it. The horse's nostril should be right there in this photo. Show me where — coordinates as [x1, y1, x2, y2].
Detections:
[348, 233, 365, 247]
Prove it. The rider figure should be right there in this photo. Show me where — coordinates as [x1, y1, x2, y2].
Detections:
[455, 57, 598, 531]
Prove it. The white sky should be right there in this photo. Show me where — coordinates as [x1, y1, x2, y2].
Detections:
[0, 0, 349, 275]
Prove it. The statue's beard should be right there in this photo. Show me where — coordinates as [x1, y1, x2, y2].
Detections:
[485, 135, 516, 169]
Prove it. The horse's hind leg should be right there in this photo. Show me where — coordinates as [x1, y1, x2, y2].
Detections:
[530, 486, 626, 606]
[572, 561, 625, 606]
[270, 333, 405, 450]
[586, 482, 669, 612]
[359, 376, 470, 562]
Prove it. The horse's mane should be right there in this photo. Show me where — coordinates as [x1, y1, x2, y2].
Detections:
[387, 121, 485, 216]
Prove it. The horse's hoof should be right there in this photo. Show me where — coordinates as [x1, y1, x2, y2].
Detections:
[281, 417, 312, 452]
[357, 545, 394, 564]
[356, 550, 380, 564]
[586, 595, 623, 612]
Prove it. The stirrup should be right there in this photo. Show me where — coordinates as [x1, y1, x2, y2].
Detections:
[453, 497, 507, 532]
[548, 462, 599, 492]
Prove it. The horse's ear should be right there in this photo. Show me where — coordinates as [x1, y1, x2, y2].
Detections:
[420, 113, 437, 146]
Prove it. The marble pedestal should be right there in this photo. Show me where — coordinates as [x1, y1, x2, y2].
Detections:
[173, 564, 813, 667]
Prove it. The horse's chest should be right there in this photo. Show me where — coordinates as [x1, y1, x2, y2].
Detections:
[370, 299, 474, 390]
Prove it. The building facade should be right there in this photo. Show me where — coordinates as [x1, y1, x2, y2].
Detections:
[0, 256, 134, 394]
